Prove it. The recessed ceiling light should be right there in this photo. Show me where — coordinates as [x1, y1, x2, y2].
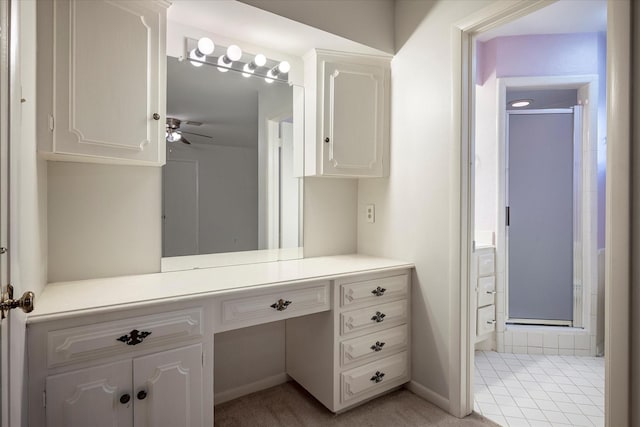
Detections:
[510, 99, 532, 108]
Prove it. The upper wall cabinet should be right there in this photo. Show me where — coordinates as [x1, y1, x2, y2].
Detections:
[304, 50, 391, 178]
[37, 0, 170, 166]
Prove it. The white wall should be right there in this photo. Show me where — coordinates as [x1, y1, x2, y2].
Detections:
[238, 0, 395, 54]
[47, 163, 161, 282]
[358, 0, 494, 406]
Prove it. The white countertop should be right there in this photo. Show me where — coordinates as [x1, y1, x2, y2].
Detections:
[28, 254, 413, 323]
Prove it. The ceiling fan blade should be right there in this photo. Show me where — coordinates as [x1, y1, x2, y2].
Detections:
[181, 131, 213, 139]
[181, 136, 191, 145]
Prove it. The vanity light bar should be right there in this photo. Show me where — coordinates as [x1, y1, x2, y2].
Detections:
[184, 37, 290, 83]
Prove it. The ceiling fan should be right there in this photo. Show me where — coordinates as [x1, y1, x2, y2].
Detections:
[165, 117, 212, 145]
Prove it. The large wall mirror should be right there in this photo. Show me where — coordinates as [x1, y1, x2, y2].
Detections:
[161, 44, 304, 272]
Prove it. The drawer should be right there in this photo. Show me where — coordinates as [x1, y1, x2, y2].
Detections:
[341, 351, 409, 403]
[477, 275, 496, 308]
[47, 308, 203, 368]
[340, 274, 409, 307]
[477, 305, 496, 336]
[340, 325, 408, 367]
[341, 300, 407, 336]
[477, 251, 495, 277]
[218, 282, 330, 332]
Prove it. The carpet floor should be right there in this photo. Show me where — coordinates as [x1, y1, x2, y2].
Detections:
[214, 382, 500, 427]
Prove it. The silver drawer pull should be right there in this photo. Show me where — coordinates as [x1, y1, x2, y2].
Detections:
[370, 341, 386, 352]
[485, 290, 497, 295]
[371, 311, 386, 323]
[486, 320, 497, 325]
[370, 371, 385, 383]
[270, 299, 292, 311]
[371, 286, 387, 297]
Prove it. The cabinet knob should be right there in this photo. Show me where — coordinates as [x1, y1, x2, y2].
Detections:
[270, 299, 292, 311]
[324, 137, 330, 143]
[370, 341, 386, 352]
[137, 390, 147, 400]
[371, 286, 386, 297]
[119, 394, 130, 404]
[370, 371, 385, 383]
[152, 113, 161, 120]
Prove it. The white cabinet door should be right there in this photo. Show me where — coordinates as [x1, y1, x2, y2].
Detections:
[321, 60, 387, 177]
[46, 360, 133, 427]
[49, 0, 166, 165]
[133, 344, 203, 427]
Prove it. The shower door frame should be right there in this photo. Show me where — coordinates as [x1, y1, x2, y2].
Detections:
[504, 107, 581, 327]
[496, 75, 599, 331]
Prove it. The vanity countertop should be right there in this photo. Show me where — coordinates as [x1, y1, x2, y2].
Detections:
[28, 254, 413, 323]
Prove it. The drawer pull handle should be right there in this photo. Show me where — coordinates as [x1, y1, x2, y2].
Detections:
[371, 311, 386, 323]
[117, 329, 152, 346]
[370, 371, 385, 383]
[370, 341, 386, 352]
[137, 390, 147, 400]
[270, 299, 292, 311]
[371, 286, 387, 297]
[485, 290, 497, 295]
[486, 320, 497, 325]
[119, 394, 130, 404]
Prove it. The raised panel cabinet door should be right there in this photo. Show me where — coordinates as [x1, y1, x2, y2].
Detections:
[322, 61, 386, 177]
[133, 344, 203, 427]
[46, 360, 133, 427]
[52, 0, 166, 164]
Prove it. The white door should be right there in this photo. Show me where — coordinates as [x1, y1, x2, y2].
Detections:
[133, 344, 203, 427]
[321, 61, 386, 177]
[46, 361, 133, 427]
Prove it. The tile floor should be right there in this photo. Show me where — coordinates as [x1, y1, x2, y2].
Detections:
[474, 350, 604, 427]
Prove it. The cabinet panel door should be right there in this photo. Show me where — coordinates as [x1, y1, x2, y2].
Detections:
[46, 360, 132, 427]
[322, 61, 386, 177]
[133, 344, 203, 427]
[53, 0, 165, 164]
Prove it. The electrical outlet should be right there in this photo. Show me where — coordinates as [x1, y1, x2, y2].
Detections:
[366, 204, 375, 223]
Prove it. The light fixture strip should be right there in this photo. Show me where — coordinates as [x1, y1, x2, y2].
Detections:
[184, 37, 290, 83]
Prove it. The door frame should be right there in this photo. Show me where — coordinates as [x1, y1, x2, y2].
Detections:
[453, 1, 631, 425]
[497, 75, 598, 332]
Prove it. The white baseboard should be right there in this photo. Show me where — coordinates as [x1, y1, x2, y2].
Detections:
[214, 373, 290, 405]
[406, 380, 450, 413]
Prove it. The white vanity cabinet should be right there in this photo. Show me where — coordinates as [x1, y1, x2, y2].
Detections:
[286, 270, 411, 412]
[28, 305, 212, 427]
[37, 0, 169, 166]
[304, 49, 391, 177]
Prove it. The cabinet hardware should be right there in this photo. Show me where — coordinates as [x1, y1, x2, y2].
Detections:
[485, 290, 497, 295]
[370, 371, 385, 383]
[119, 394, 131, 404]
[370, 341, 386, 352]
[371, 311, 386, 323]
[116, 329, 152, 346]
[137, 390, 147, 400]
[371, 286, 386, 297]
[0, 284, 35, 319]
[486, 320, 497, 325]
[152, 113, 161, 120]
[0, 247, 7, 254]
[324, 137, 330, 143]
[270, 299, 292, 311]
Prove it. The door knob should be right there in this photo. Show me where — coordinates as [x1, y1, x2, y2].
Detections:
[0, 284, 34, 319]
[119, 394, 130, 404]
[137, 390, 147, 400]
[152, 113, 161, 120]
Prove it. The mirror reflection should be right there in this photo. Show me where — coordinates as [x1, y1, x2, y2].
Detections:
[162, 56, 302, 261]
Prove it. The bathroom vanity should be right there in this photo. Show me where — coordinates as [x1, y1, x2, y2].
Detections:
[27, 255, 413, 426]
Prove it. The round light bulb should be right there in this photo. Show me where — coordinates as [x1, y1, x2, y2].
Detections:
[226, 45, 242, 61]
[242, 63, 254, 78]
[217, 56, 229, 72]
[167, 131, 182, 143]
[189, 49, 204, 67]
[254, 54, 267, 67]
[197, 37, 215, 56]
[278, 61, 291, 74]
[265, 69, 275, 84]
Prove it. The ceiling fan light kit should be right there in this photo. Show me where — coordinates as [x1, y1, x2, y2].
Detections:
[183, 37, 290, 84]
[165, 117, 212, 145]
